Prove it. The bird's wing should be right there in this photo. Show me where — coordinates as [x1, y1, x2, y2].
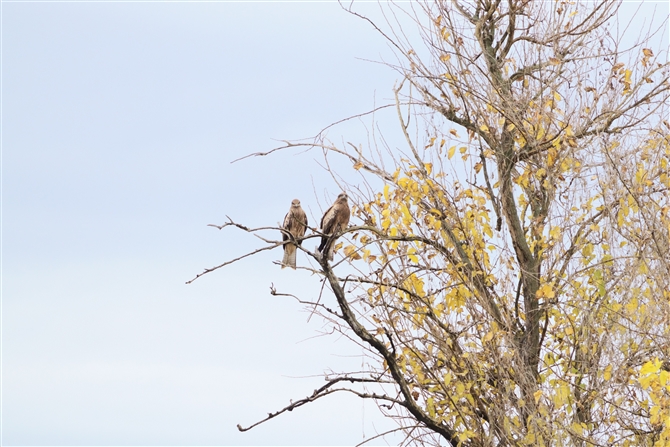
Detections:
[294, 207, 308, 241]
[320, 204, 337, 234]
[337, 202, 351, 232]
[282, 212, 292, 243]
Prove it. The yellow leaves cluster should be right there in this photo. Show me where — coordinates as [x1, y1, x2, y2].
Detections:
[617, 193, 639, 228]
[553, 382, 571, 408]
[445, 285, 468, 312]
[514, 168, 531, 189]
[405, 273, 425, 298]
[638, 359, 670, 446]
[343, 244, 361, 260]
[612, 62, 633, 94]
[536, 283, 555, 299]
[440, 27, 450, 42]
[603, 364, 613, 381]
[593, 269, 606, 297]
[407, 247, 418, 264]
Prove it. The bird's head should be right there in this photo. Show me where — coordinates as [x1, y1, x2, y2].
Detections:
[291, 199, 301, 207]
[337, 193, 348, 202]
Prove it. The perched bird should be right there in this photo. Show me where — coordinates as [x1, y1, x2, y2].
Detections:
[317, 192, 350, 261]
[281, 199, 308, 269]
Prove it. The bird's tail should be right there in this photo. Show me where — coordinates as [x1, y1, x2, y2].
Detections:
[317, 237, 328, 254]
[282, 244, 297, 269]
[317, 237, 335, 261]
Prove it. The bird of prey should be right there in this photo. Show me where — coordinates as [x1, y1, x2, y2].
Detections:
[317, 192, 350, 261]
[281, 199, 308, 269]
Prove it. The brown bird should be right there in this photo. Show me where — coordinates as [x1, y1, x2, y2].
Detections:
[317, 192, 350, 261]
[281, 199, 308, 269]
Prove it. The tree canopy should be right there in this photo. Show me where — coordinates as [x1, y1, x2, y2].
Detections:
[191, 1, 670, 445]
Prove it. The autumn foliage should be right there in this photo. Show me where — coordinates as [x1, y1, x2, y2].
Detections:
[194, 1, 670, 445]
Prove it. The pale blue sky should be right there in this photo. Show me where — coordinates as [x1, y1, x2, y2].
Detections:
[2, 1, 668, 446]
[3, 2, 404, 445]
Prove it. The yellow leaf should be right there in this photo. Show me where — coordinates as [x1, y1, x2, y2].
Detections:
[383, 184, 390, 202]
[426, 397, 436, 418]
[449, 129, 459, 137]
[625, 297, 638, 315]
[604, 365, 612, 381]
[455, 382, 465, 395]
[643, 48, 653, 58]
[480, 124, 489, 132]
[353, 161, 364, 170]
[537, 283, 555, 299]
[553, 383, 570, 407]
[441, 28, 450, 41]
[400, 203, 412, 226]
[448, 145, 456, 160]
[343, 245, 362, 260]
[582, 243, 593, 257]
[549, 57, 561, 65]
[474, 162, 483, 173]
[635, 166, 647, 184]
[533, 390, 543, 403]
[640, 359, 662, 376]
[408, 248, 418, 264]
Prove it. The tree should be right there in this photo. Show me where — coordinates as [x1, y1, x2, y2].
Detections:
[189, 1, 670, 445]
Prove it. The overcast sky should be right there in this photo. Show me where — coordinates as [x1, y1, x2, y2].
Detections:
[3, 2, 407, 445]
[2, 1, 668, 446]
